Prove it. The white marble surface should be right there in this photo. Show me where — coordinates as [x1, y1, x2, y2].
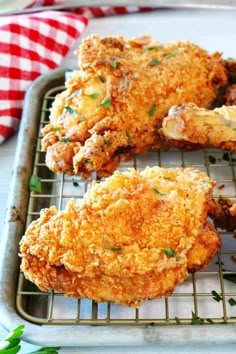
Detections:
[1, 8, 236, 353]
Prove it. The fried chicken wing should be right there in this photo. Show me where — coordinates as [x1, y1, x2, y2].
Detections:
[20, 167, 221, 307]
[41, 35, 227, 177]
[160, 103, 236, 151]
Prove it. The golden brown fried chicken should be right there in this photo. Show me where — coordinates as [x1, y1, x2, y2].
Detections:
[41, 35, 227, 177]
[160, 103, 236, 151]
[20, 166, 221, 307]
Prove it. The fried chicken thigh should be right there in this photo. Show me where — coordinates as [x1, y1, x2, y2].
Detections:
[160, 103, 236, 151]
[20, 167, 221, 307]
[41, 35, 228, 177]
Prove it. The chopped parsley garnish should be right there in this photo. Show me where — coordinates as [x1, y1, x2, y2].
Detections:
[126, 130, 133, 145]
[110, 247, 122, 252]
[152, 58, 160, 65]
[110, 61, 118, 69]
[191, 311, 204, 325]
[60, 136, 71, 143]
[222, 152, 236, 162]
[80, 115, 86, 121]
[29, 175, 42, 193]
[175, 317, 181, 325]
[149, 104, 157, 116]
[98, 98, 112, 109]
[163, 50, 178, 58]
[64, 105, 78, 118]
[232, 128, 236, 131]
[104, 140, 112, 146]
[206, 318, 215, 324]
[53, 126, 60, 131]
[227, 57, 235, 61]
[163, 247, 180, 260]
[228, 298, 236, 306]
[97, 74, 105, 82]
[211, 290, 222, 302]
[145, 45, 162, 51]
[90, 93, 100, 99]
[152, 188, 166, 196]
[208, 155, 216, 164]
[102, 98, 112, 108]
[223, 274, 236, 284]
[67, 88, 82, 100]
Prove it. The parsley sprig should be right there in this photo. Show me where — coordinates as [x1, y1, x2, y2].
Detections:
[0, 325, 60, 354]
[163, 247, 180, 260]
[29, 175, 42, 193]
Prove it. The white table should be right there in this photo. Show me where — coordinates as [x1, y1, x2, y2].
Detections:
[1, 8, 236, 353]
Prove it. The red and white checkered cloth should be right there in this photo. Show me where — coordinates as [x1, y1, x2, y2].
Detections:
[0, 2, 151, 144]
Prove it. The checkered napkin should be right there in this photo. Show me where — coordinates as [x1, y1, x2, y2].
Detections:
[0, 3, 151, 144]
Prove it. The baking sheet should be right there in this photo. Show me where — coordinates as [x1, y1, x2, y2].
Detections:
[1, 8, 236, 347]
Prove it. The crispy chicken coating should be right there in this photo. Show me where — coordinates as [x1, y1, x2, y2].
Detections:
[41, 35, 227, 177]
[20, 167, 221, 307]
[160, 103, 236, 151]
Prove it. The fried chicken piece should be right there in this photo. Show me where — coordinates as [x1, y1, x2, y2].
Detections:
[20, 167, 221, 307]
[209, 196, 236, 232]
[225, 84, 236, 106]
[160, 103, 236, 151]
[41, 35, 228, 177]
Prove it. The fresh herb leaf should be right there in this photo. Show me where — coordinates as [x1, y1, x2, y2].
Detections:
[178, 63, 184, 69]
[163, 247, 180, 260]
[60, 136, 71, 143]
[90, 93, 100, 99]
[163, 50, 178, 58]
[126, 130, 133, 145]
[149, 104, 157, 116]
[104, 140, 112, 146]
[110, 61, 118, 69]
[0, 325, 24, 353]
[97, 98, 112, 109]
[80, 115, 86, 121]
[211, 290, 222, 302]
[0, 326, 60, 354]
[191, 311, 204, 325]
[152, 58, 160, 65]
[64, 105, 78, 118]
[145, 45, 161, 51]
[152, 188, 166, 196]
[206, 318, 215, 324]
[29, 175, 42, 193]
[97, 74, 105, 82]
[208, 155, 216, 164]
[223, 274, 236, 284]
[232, 128, 236, 131]
[102, 98, 111, 108]
[222, 152, 236, 162]
[67, 88, 82, 100]
[110, 247, 122, 252]
[228, 298, 236, 306]
[53, 126, 60, 132]
[175, 317, 181, 325]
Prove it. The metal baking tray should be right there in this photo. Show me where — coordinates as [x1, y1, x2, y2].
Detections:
[0, 68, 236, 347]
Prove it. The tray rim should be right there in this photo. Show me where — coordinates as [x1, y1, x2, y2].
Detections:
[0, 68, 236, 347]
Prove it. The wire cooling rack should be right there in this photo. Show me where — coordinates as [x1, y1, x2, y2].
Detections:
[16, 84, 236, 327]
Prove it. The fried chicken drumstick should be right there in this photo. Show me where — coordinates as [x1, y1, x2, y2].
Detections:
[20, 167, 221, 307]
[41, 35, 228, 177]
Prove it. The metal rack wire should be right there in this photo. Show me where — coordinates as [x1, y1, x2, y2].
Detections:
[16, 85, 236, 327]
